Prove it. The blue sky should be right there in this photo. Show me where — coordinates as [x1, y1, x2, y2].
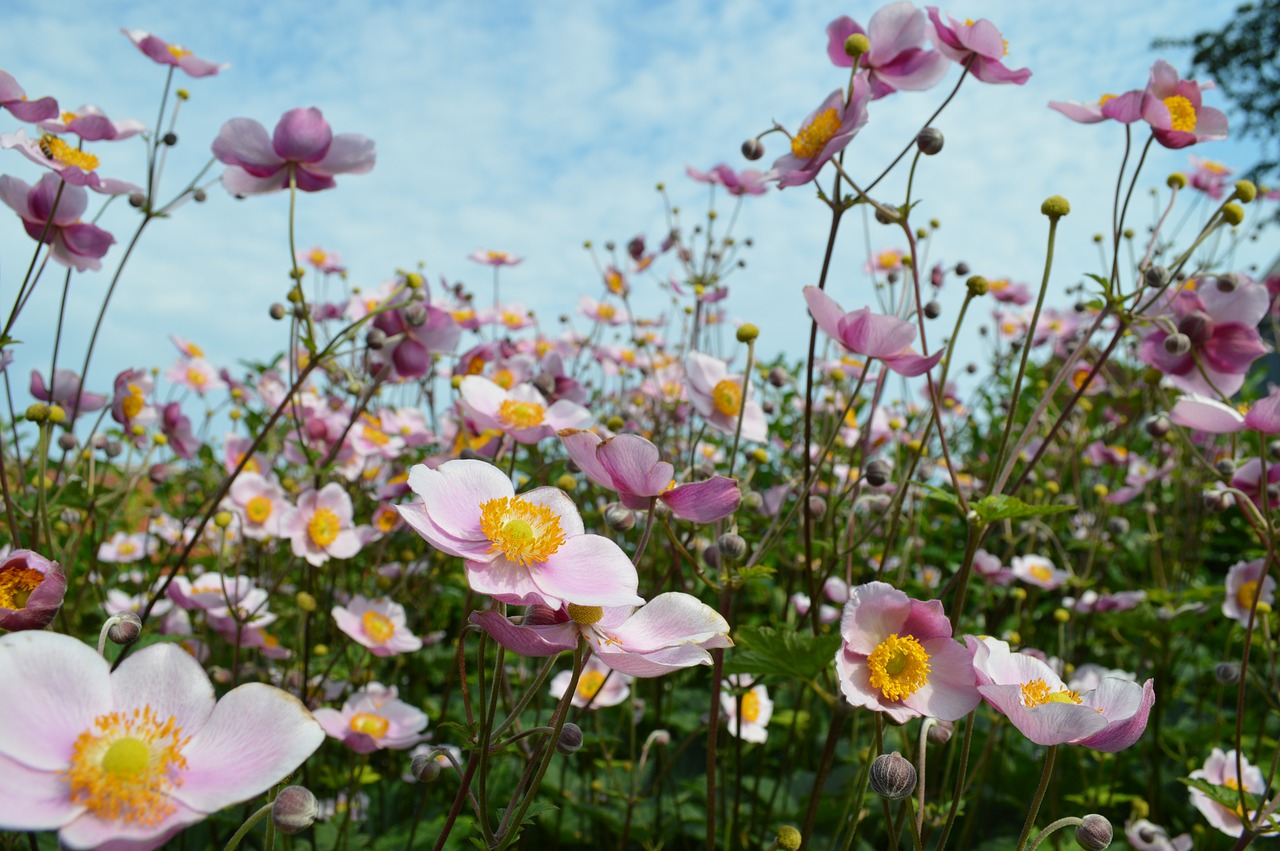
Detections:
[0, 0, 1272, 407]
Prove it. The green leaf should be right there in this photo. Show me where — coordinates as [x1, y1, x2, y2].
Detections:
[1179, 776, 1266, 815]
[723, 626, 841, 680]
[972, 494, 1074, 522]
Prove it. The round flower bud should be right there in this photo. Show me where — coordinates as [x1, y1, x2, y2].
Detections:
[47, 405, 66, 424]
[1054, 608, 1071, 623]
[410, 754, 443, 782]
[1144, 266, 1170, 288]
[269, 303, 287, 320]
[954, 262, 970, 276]
[1041, 195, 1071, 219]
[870, 752, 917, 800]
[557, 722, 584, 755]
[604, 504, 635, 532]
[57, 433, 78, 451]
[556, 473, 577, 492]
[365, 328, 387, 350]
[24, 403, 49, 423]
[176, 88, 190, 100]
[916, 127, 944, 156]
[741, 138, 765, 161]
[717, 533, 747, 560]
[864, 458, 892, 488]
[1216, 274, 1239, 293]
[844, 32, 871, 59]
[107, 612, 142, 645]
[1269, 439, 1280, 461]
[606, 415, 626, 432]
[192, 188, 207, 203]
[1106, 517, 1130, 536]
[128, 191, 146, 208]
[404, 272, 425, 290]
[1214, 661, 1241, 684]
[403, 303, 428, 327]
[1222, 202, 1245, 226]
[767, 367, 789, 387]
[966, 275, 989, 297]
[1167, 172, 1187, 189]
[874, 205, 899, 225]
[105, 439, 123, 457]
[1234, 180, 1258, 203]
[927, 719, 954, 744]
[271, 785, 320, 835]
[1074, 813, 1113, 850]
[923, 300, 941, 319]
[776, 826, 803, 851]
[1162, 333, 1191, 357]
[1214, 458, 1237, 478]
[212, 511, 233, 529]
[295, 591, 318, 613]
[162, 132, 178, 146]
[807, 496, 827, 519]
[736, 323, 759, 343]
[744, 490, 764, 511]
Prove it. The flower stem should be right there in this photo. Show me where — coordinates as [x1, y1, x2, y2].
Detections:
[1014, 745, 1057, 851]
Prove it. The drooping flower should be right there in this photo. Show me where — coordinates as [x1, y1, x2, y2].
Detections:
[967, 636, 1155, 751]
[549, 655, 632, 708]
[398, 459, 643, 609]
[926, 9, 1031, 85]
[121, 29, 227, 77]
[0, 550, 65, 631]
[29, 368, 107, 414]
[281, 484, 362, 567]
[332, 595, 423, 657]
[368, 295, 462, 380]
[38, 106, 146, 142]
[770, 78, 872, 188]
[212, 107, 376, 195]
[559, 430, 741, 523]
[0, 69, 57, 121]
[0, 174, 115, 271]
[1222, 558, 1276, 624]
[471, 592, 731, 677]
[1140, 60, 1229, 149]
[1125, 819, 1192, 851]
[685, 163, 769, 196]
[721, 675, 772, 743]
[835, 582, 981, 723]
[0, 631, 322, 848]
[804, 287, 944, 376]
[684, 352, 768, 442]
[313, 683, 427, 754]
[1189, 748, 1278, 837]
[825, 3, 949, 98]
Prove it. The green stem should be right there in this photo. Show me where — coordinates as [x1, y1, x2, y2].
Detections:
[223, 801, 273, 851]
[1014, 745, 1058, 851]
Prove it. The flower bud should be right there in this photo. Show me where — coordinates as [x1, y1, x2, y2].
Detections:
[1222, 202, 1245, 226]
[410, 754, 443, 782]
[954, 261, 970, 276]
[24, 403, 49, 423]
[162, 132, 178, 146]
[107, 612, 142, 645]
[776, 826, 803, 851]
[192, 188, 207, 203]
[927, 719, 954, 744]
[269, 303, 287, 320]
[1075, 813, 1113, 850]
[767, 367, 789, 387]
[1162, 333, 1191, 357]
[717, 533, 747, 560]
[213, 511, 233, 528]
[557, 722, 584, 754]
[1234, 180, 1257, 203]
[365, 328, 387, 350]
[807, 496, 827, 518]
[1214, 661, 1241, 684]
[741, 138, 765, 161]
[1216, 274, 1239, 293]
[271, 785, 319, 835]
[736, 323, 759, 343]
[403, 303, 428, 327]
[744, 490, 764, 511]
[966, 275, 989, 297]
[923, 300, 941, 319]
[1106, 517, 1130, 536]
[606, 415, 625, 432]
[844, 32, 871, 59]
[1167, 172, 1187, 189]
[869, 752, 916, 800]
[1144, 266, 1170, 288]
[57, 433, 78, 451]
[604, 504, 635, 532]
[864, 458, 892, 487]
[916, 127, 944, 155]
[128, 191, 146, 208]
[1041, 195, 1071, 220]
[295, 591, 318, 613]
[1214, 458, 1237, 478]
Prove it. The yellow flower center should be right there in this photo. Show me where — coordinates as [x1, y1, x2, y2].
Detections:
[0, 565, 43, 609]
[185, 367, 207, 387]
[498, 399, 546, 429]
[166, 44, 192, 59]
[39, 134, 99, 171]
[1029, 564, 1053, 583]
[577, 670, 606, 700]
[493, 368, 515, 390]
[486, 251, 510, 262]
[454, 308, 476, 324]
[361, 610, 395, 643]
[866, 634, 931, 702]
[1237, 580, 1261, 611]
[877, 250, 902, 269]
[361, 424, 389, 447]
[711, 378, 743, 417]
[1097, 93, 1116, 106]
[605, 269, 625, 294]
[309, 248, 328, 265]
[1164, 95, 1197, 132]
[245, 496, 273, 524]
[308, 507, 341, 548]
[567, 604, 604, 625]
[118, 541, 137, 557]
[60, 111, 79, 123]
[501, 311, 524, 328]
[479, 496, 566, 566]
[63, 706, 189, 826]
[1019, 678, 1082, 708]
[374, 507, 398, 532]
[790, 108, 841, 159]
[741, 690, 761, 723]
[535, 339, 554, 356]
[349, 712, 390, 738]
[597, 304, 616, 320]
[121, 383, 145, 419]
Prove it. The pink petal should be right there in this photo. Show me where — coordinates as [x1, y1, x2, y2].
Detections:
[598, 434, 672, 497]
[407, 460, 511, 542]
[1170, 395, 1245, 433]
[211, 118, 282, 174]
[841, 309, 917, 357]
[470, 610, 577, 656]
[538, 535, 643, 608]
[868, 1, 926, 64]
[839, 581, 910, 654]
[272, 108, 332, 163]
[111, 643, 216, 734]
[881, 348, 944, 376]
[219, 166, 285, 196]
[558, 429, 613, 489]
[661, 477, 741, 523]
[519, 486, 586, 537]
[596, 643, 714, 677]
[1076, 678, 1154, 752]
[1048, 100, 1105, 124]
[904, 639, 979, 721]
[1245, 390, 1280, 433]
[979, 684, 1109, 745]
[173, 683, 323, 813]
[59, 799, 205, 850]
[313, 133, 376, 176]
[0, 753, 80, 829]
[609, 592, 728, 652]
[465, 557, 551, 607]
[836, 648, 918, 723]
[825, 17, 861, 68]
[803, 286, 849, 344]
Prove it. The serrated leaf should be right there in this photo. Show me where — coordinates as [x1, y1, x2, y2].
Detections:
[723, 626, 841, 680]
[917, 482, 960, 508]
[1179, 776, 1267, 815]
[736, 564, 776, 581]
[972, 494, 1074, 522]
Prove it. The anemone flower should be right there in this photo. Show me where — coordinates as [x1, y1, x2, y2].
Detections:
[121, 29, 227, 77]
[0, 175, 115, 271]
[0, 550, 65, 631]
[212, 107, 375, 195]
[332, 595, 423, 657]
[926, 9, 1031, 85]
[313, 683, 427, 754]
[1141, 60, 1229, 149]
[804, 287, 944, 376]
[770, 77, 872, 188]
[0, 69, 57, 121]
[826, 2, 949, 98]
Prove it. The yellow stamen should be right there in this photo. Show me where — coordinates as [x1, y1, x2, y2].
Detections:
[1097, 93, 1116, 106]
[361, 610, 395, 643]
[568, 604, 604, 625]
[63, 706, 189, 826]
[1029, 564, 1053, 583]
[0, 564, 43, 609]
[1237, 580, 1261, 611]
[361, 424, 389, 447]
[577, 671, 606, 700]
[245, 496, 272, 524]
[308, 507, 341, 548]
[374, 507, 398, 532]
[121, 383, 145, 419]
[741, 690, 761, 723]
[185, 367, 207, 387]
[39, 134, 99, 171]
[712, 379, 743, 417]
[498, 399, 546, 429]
[309, 248, 327, 265]
[492, 368, 515, 390]
[166, 44, 192, 59]
[790, 108, 842, 159]
[597, 304, 616, 320]
[1164, 95, 1197, 133]
[349, 712, 390, 738]
[479, 496, 566, 566]
[1020, 678, 1081, 707]
[866, 634, 931, 701]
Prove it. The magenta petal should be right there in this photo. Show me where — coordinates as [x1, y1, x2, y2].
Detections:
[470, 610, 576, 656]
[900, 598, 952, 641]
[825, 17, 861, 67]
[1202, 324, 1268, 374]
[842, 309, 917, 357]
[173, 684, 323, 813]
[1245, 390, 1280, 434]
[803, 286, 849, 345]
[211, 118, 281, 173]
[1076, 678, 1154, 753]
[5, 96, 58, 122]
[882, 348, 944, 376]
[598, 434, 672, 497]
[537, 535, 642, 608]
[1101, 90, 1144, 123]
[558, 429, 613, 489]
[313, 133, 376, 176]
[1170, 395, 1245, 433]
[60, 222, 115, 263]
[661, 477, 740, 523]
[272, 108, 333, 163]
[839, 581, 911, 654]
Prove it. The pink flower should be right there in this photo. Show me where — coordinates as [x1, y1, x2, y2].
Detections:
[111, 369, 157, 435]
[299, 246, 346, 274]
[0, 549, 65, 631]
[160, 403, 201, 460]
[471, 592, 731, 677]
[684, 352, 768, 442]
[1141, 60, 1229, 149]
[0, 630, 322, 848]
[0, 130, 140, 194]
[369, 296, 461, 380]
[559, 430, 741, 523]
[398, 459, 643, 609]
[926, 9, 1031, 85]
[313, 684, 427, 754]
[226, 473, 290, 541]
[967, 636, 1154, 751]
[0, 69, 57, 122]
[1048, 90, 1143, 124]
[0, 174, 115, 271]
[826, 3, 949, 98]
[685, 163, 769, 196]
[549, 656, 632, 708]
[1222, 559, 1276, 624]
[458, 376, 591, 444]
[282, 484, 363, 566]
[1189, 748, 1278, 837]
[38, 105, 145, 142]
[804, 287, 944, 376]
[97, 532, 150, 564]
[1188, 156, 1234, 199]
[835, 582, 980, 723]
[1170, 388, 1280, 434]
[722, 676, 773, 743]
[332, 595, 423, 657]
[468, 249, 523, 266]
[1009, 554, 1069, 590]
[167, 357, 226, 396]
[770, 79, 872, 188]
[121, 29, 227, 77]
[30, 368, 106, 414]
[212, 107, 376, 195]
[1125, 819, 1192, 851]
